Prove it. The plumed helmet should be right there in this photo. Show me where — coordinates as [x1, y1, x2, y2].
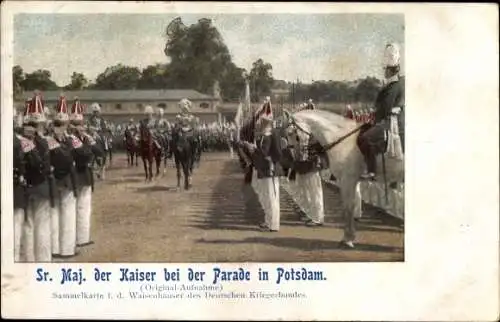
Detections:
[69, 97, 85, 124]
[23, 91, 46, 124]
[383, 43, 401, 67]
[91, 102, 101, 113]
[144, 105, 154, 115]
[178, 98, 192, 113]
[54, 94, 70, 122]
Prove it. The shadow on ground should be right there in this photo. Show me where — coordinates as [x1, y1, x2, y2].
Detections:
[188, 161, 265, 232]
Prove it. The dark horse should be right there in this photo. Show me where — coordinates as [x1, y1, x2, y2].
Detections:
[170, 125, 196, 190]
[124, 128, 140, 167]
[139, 120, 163, 181]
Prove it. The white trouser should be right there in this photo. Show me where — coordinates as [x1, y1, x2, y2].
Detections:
[76, 186, 92, 246]
[258, 177, 280, 231]
[14, 208, 25, 262]
[52, 188, 77, 256]
[24, 198, 52, 262]
[296, 172, 325, 224]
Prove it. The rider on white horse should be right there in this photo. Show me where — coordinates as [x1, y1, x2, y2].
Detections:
[357, 43, 404, 180]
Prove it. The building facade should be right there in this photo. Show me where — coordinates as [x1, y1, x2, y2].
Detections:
[17, 89, 220, 122]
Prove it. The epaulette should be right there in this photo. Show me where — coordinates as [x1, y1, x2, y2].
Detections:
[44, 135, 61, 150]
[67, 134, 83, 149]
[17, 135, 36, 153]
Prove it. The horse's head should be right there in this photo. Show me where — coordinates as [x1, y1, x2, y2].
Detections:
[283, 109, 313, 162]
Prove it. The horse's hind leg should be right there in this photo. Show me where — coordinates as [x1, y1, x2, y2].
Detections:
[155, 155, 161, 177]
[148, 159, 154, 181]
[183, 162, 191, 190]
[142, 157, 148, 181]
[176, 161, 181, 189]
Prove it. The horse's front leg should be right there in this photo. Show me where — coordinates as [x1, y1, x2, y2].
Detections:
[108, 148, 113, 167]
[339, 176, 358, 249]
[148, 158, 154, 181]
[142, 156, 149, 181]
[155, 154, 161, 177]
[176, 160, 181, 189]
[183, 161, 191, 190]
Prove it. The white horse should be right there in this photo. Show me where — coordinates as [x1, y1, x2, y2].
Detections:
[283, 109, 404, 248]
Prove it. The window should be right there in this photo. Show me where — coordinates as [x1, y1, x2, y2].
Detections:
[157, 103, 167, 108]
[199, 102, 209, 109]
[115, 103, 122, 110]
[136, 103, 143, 110]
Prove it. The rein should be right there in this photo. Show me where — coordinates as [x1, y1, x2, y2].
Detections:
[290, 117, 365, 153]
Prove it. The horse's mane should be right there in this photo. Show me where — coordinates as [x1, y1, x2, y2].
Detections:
[294, 109, 357, 133]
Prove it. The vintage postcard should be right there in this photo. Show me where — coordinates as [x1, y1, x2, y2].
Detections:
[1, 1, 498, 320]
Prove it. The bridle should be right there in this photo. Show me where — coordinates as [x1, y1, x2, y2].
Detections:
[287, 116, 365, 153]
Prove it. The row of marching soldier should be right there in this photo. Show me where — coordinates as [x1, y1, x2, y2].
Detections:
[13, 91, 103, 262]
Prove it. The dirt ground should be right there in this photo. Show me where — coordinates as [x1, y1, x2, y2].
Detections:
[62, 152, 404, 263]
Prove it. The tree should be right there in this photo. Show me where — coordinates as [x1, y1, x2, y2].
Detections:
[20, 69, 59, 91]
[94, 64, 142, 90]
[64, 72, 89, 90]
[249, 58, 274, 102]
[13, 65, 25, 99]
[137, 64, 169, 89]
[354, 77, 382, 102]
[219, 62, 246, 102]
[163, 17, 233, 94]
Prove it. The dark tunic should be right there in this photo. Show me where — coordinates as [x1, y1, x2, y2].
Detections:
[253, 131, 282, 179]
[357, 76, 405, 173]
[374, 78, 405, 128]
[13, 135, 26, 209]
[53, 134, 80, 195]
[74, 133, 100, 188]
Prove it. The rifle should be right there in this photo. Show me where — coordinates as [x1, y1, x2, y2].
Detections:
[88, 166, 94, 192]
[70, 168, 78, 198]
[48, 173, 56, 208]
[22, 180, 29, 222]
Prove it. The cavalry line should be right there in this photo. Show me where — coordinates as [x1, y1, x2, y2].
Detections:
[59, 152, 403, 263]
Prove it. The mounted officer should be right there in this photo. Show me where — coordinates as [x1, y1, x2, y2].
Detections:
[88, 102, 112, 164]
[141, 105, 163, 151]
[50, 94, 88, 258]
[69, 97, 101, 248]
[175, 98, 200, 157]
[304, 99, 316, 110]
[357, 43, 405, 180]
[156, 107, 171, 156]
[21, 91, 59, 262]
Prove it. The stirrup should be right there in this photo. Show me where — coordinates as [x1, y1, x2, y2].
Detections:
[360, 172, 375, 180]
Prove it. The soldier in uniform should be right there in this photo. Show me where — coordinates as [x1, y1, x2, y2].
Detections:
[21, 92, 58, 262]
[344, 104, 354, 119]
[357, 43, 404, 179]
[175, 98, 200, 157]
[69, 97, 101, 248]
[304, 99, 316, 110]
[50, 95, 86, 258]
[244, 97, 281, 232]
[13, 107, 33, 262]
[88, 102, 112, 165]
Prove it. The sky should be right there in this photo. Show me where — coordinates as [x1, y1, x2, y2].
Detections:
[14, 13, 404, 86]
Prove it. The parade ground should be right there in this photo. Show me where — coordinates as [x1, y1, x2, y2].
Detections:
[59, 152, 404, 263]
